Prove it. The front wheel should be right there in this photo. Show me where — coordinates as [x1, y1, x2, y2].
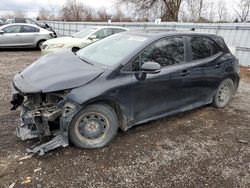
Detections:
[68, 104, 118, 149]
[212, 78, 235, 108]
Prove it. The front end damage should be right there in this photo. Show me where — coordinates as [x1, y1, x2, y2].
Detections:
[11, 87, 79, 155]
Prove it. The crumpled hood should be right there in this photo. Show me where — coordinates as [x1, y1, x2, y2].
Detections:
[13, 50, 104, 93]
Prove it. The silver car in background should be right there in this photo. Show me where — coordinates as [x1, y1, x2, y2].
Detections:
[0, 23, 56, 49]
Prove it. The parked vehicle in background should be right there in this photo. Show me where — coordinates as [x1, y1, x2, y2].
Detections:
[2, 17, 56, 35]
[41, 26, 128, 55]
[4, 18, 14, 24]
[0, 18, 5, 26]
[10, 30, 239, 155]
[14, 18, 55, 32]
[0, 23, 56, 49]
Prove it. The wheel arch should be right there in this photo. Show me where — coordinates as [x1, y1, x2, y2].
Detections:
[36, 39, 46, 48]
[223, 74, 240, 94]
[81, 98, 128, 131]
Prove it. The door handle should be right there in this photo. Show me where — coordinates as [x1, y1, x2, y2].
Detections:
[214, 63, 222, 68]
[179, 70, 190, 76]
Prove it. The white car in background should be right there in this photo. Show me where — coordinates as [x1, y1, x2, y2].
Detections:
[41, 26, 128, 55]
[0, 23, 56, 49]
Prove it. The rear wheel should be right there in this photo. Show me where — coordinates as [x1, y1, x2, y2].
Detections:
[69, 104, 118, 149]
[37, 40, 45, 50]
[212, 78, 234, 108]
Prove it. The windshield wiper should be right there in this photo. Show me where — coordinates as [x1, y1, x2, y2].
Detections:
[77, 55, 94, 66]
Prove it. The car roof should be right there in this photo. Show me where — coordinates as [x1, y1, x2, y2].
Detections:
[124, 29, 219, 39]
[1, 23, 40, 28]
[90, 26, 128, 30]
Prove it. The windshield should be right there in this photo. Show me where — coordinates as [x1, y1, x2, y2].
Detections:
[77, 33, 149, 66]
[72, 28, 96, 38]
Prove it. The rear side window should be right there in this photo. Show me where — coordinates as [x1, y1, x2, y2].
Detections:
[190, 36, 222, 61]
[21, 26, 39, 33]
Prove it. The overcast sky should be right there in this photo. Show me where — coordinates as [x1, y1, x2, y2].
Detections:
[0, 0, 115, 17]
[0, 0, 236, 18]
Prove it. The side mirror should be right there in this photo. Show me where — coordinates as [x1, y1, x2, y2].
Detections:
[0, 30, 4, 34]
[89, 35, 97, 40]
[141, 62, 161, 74]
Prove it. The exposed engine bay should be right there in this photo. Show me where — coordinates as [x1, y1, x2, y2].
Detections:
[11, 88, 79, 155]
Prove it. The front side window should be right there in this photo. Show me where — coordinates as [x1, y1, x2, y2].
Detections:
[2, 25, 21, 33]
[132, 37, 185, 71]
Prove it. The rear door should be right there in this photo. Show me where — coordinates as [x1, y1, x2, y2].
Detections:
[0, 25, 22, 47]
[185, 36, 225, 104]
[20, 25, 40, 46]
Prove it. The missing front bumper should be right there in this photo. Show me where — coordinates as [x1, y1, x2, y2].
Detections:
[15, 97, 79, 155]
[26, 132, 69, 156]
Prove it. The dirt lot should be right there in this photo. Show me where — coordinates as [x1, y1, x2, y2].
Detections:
[0, 50, 250, 188]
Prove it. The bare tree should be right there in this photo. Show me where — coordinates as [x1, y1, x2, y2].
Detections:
[123, 0, 183, 21]
[234, 0, 250, 22]
[60, 0, 97, 21]
[37, 8, 51, 20]
[206, 1, 215, 22]
[48, 0, 58, 20]
[97, 7, 111, 21]
[12, 10, 27, 18]
[217, 0, 228, 22]
[112, 6, 133, 22]
[186, 0, 209, 22]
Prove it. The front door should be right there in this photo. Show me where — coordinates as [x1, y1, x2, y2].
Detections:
[130, 37, 191, 122]
[0, 25, 22, 47]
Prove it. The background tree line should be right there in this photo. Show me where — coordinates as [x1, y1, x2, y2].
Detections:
[2, 0, 250, 23]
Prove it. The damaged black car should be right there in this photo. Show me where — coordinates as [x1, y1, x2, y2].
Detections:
[11, 30, 240, 155]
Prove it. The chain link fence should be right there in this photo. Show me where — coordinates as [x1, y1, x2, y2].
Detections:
[46, 21, 250, 66]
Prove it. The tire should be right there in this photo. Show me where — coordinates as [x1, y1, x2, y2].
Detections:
[69, 104, 118, 149]
[212, 78, 235, 108]
[37, 40, 45, 50]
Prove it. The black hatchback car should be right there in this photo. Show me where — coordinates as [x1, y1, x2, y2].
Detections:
[11, 30, 240, 155]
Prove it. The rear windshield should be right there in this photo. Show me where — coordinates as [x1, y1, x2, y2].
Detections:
[77, 33, 149, 67]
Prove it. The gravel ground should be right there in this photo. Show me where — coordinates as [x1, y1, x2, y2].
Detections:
[0, 50, 250, 188]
